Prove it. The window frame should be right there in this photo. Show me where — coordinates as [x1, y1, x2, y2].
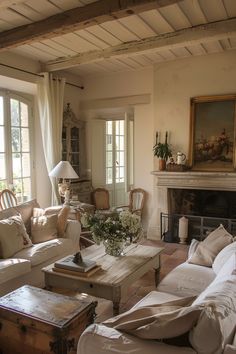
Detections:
[0, 89, 35, 202]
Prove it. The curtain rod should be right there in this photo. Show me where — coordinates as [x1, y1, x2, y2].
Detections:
[0, 63, 84, 90]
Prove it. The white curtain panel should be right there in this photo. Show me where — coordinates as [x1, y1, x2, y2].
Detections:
[37, 73, 65, 205]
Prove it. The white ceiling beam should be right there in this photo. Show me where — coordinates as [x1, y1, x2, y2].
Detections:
[0, 0, 183, 50]
[0, 0, 25, 8]
[44, 17, 236, 71]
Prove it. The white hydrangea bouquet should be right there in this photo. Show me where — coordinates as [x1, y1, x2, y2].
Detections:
[119, 210, 142, 243]
[81, 210, 143, 247]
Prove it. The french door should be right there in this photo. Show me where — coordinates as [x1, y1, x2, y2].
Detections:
[91, 115, 133, 207]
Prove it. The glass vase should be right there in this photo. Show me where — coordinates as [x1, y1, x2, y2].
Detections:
[92, 232, 102, 245]
[104, 239, 124, 257]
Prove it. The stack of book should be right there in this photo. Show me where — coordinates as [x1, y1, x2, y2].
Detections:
[53, 255, 100, 277]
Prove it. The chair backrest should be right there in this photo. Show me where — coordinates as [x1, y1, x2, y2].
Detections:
[0, 189, 17, 210]
[92, 188, 110, 210]
[129, 188, 146, 216]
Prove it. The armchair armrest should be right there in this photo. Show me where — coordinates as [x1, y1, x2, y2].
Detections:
[114, 205, 129, 212]
[78, 324, 196, 354]
[132, 209, 142, 215]
[64, 219, 81, 251]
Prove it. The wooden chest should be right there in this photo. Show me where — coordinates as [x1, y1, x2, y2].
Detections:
[0, 285, 96, 354]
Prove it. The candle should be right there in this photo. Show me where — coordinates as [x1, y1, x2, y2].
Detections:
[178, 216, 188, 244]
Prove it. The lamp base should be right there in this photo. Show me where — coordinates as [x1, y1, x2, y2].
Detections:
[64, 188, 71, 205]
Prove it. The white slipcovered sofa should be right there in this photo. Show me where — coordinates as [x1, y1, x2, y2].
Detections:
[78, 225, 236, 354]
[0, 199, 81, 296]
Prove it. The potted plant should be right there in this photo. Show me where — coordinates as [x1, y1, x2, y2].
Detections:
[153, 131, 172, 171]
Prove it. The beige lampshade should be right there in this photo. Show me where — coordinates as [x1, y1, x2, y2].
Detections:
[49, 161, 79, 179]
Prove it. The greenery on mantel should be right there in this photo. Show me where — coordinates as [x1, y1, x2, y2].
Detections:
[153, 131, 172, 161]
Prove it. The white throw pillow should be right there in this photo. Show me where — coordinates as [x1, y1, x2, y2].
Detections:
[33, 206, 62, 217]
[190, 275, 236, 354]
[213, 241, 236, 274]
[31, 214, 58, 244]
[187, 239, 199, 259]
[0, 215, 31, 258]
[10, 215, 32, 248]
[212, 253, 236, 285]
[104, 296, 201, 340]
[188, 224, 233, 267]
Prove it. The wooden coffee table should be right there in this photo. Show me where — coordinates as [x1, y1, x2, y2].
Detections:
[43, 243, 163, 315]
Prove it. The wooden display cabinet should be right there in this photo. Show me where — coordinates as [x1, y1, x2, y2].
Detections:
[62, 103, 86, 178]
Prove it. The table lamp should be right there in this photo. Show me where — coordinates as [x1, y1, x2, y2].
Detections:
[49, 161, 79, 204]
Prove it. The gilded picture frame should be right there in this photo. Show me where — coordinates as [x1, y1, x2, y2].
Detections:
[189, 94, 236, 172]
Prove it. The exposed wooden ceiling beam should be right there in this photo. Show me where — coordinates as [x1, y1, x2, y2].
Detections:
[44, 17, 236, 72]
[0, 0, 183, 50]
[0, 0, 25, 8]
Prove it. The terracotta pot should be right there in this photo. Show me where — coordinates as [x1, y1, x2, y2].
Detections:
[159, 159, 166, 171]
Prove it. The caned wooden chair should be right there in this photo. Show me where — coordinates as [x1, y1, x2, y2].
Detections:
[92, 187, 117, 218]
[0, 189, 17, 210]
[116, 188, 146, 218]
[92, 188, 110, 211]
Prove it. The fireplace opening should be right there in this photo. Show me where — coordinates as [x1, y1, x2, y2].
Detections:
[160, 188, 236, 243]
[168, 189, 236, 219]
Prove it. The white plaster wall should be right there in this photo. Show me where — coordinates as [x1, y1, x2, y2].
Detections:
[81, 68, 153, 100]
[149, 50, 236, 239]
[154, 50, 236, 164]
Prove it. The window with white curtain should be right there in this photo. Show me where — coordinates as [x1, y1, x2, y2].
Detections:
[0, 91, 34, 203]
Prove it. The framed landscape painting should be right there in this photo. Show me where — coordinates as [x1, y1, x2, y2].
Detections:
[189, 94, 236, 171]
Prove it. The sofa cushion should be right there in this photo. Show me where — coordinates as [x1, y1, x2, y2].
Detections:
[187, 239, 199, 259]
[33, 206, 62, 217]
[33, 205, 70, 238]
[209, 253, 236, 287]
[11, 215, 32, 248]
[213, 242, 236, 274]
[31, 214, 58, 244]
[190, 275, 236, 354]
[157, 262, 215, 297]
[104, 296, 201, 340]
[14, 199, 40, 234]
[13, 238, 73, 266]
[132, 291, 182, 309]
[57, 205, 70, 237]
[0, 208, 16, 220]
[0, 216, 29, 258]
[0, 258, 31, 285]
[188, 224, 233, 267]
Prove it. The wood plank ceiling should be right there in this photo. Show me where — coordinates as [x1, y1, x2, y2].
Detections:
[0, 0, 235, 77]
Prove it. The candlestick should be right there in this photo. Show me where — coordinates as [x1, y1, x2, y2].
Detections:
[165, 131, 168, 144]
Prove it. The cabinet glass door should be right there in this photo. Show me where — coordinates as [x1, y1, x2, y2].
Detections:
[70, 126, 80, 175]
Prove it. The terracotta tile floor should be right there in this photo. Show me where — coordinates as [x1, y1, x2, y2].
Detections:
[119, 240, 188, 312]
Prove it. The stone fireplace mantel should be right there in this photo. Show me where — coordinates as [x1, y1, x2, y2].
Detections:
[147, 171, 236, 240]
[151, 171, 236, 191]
